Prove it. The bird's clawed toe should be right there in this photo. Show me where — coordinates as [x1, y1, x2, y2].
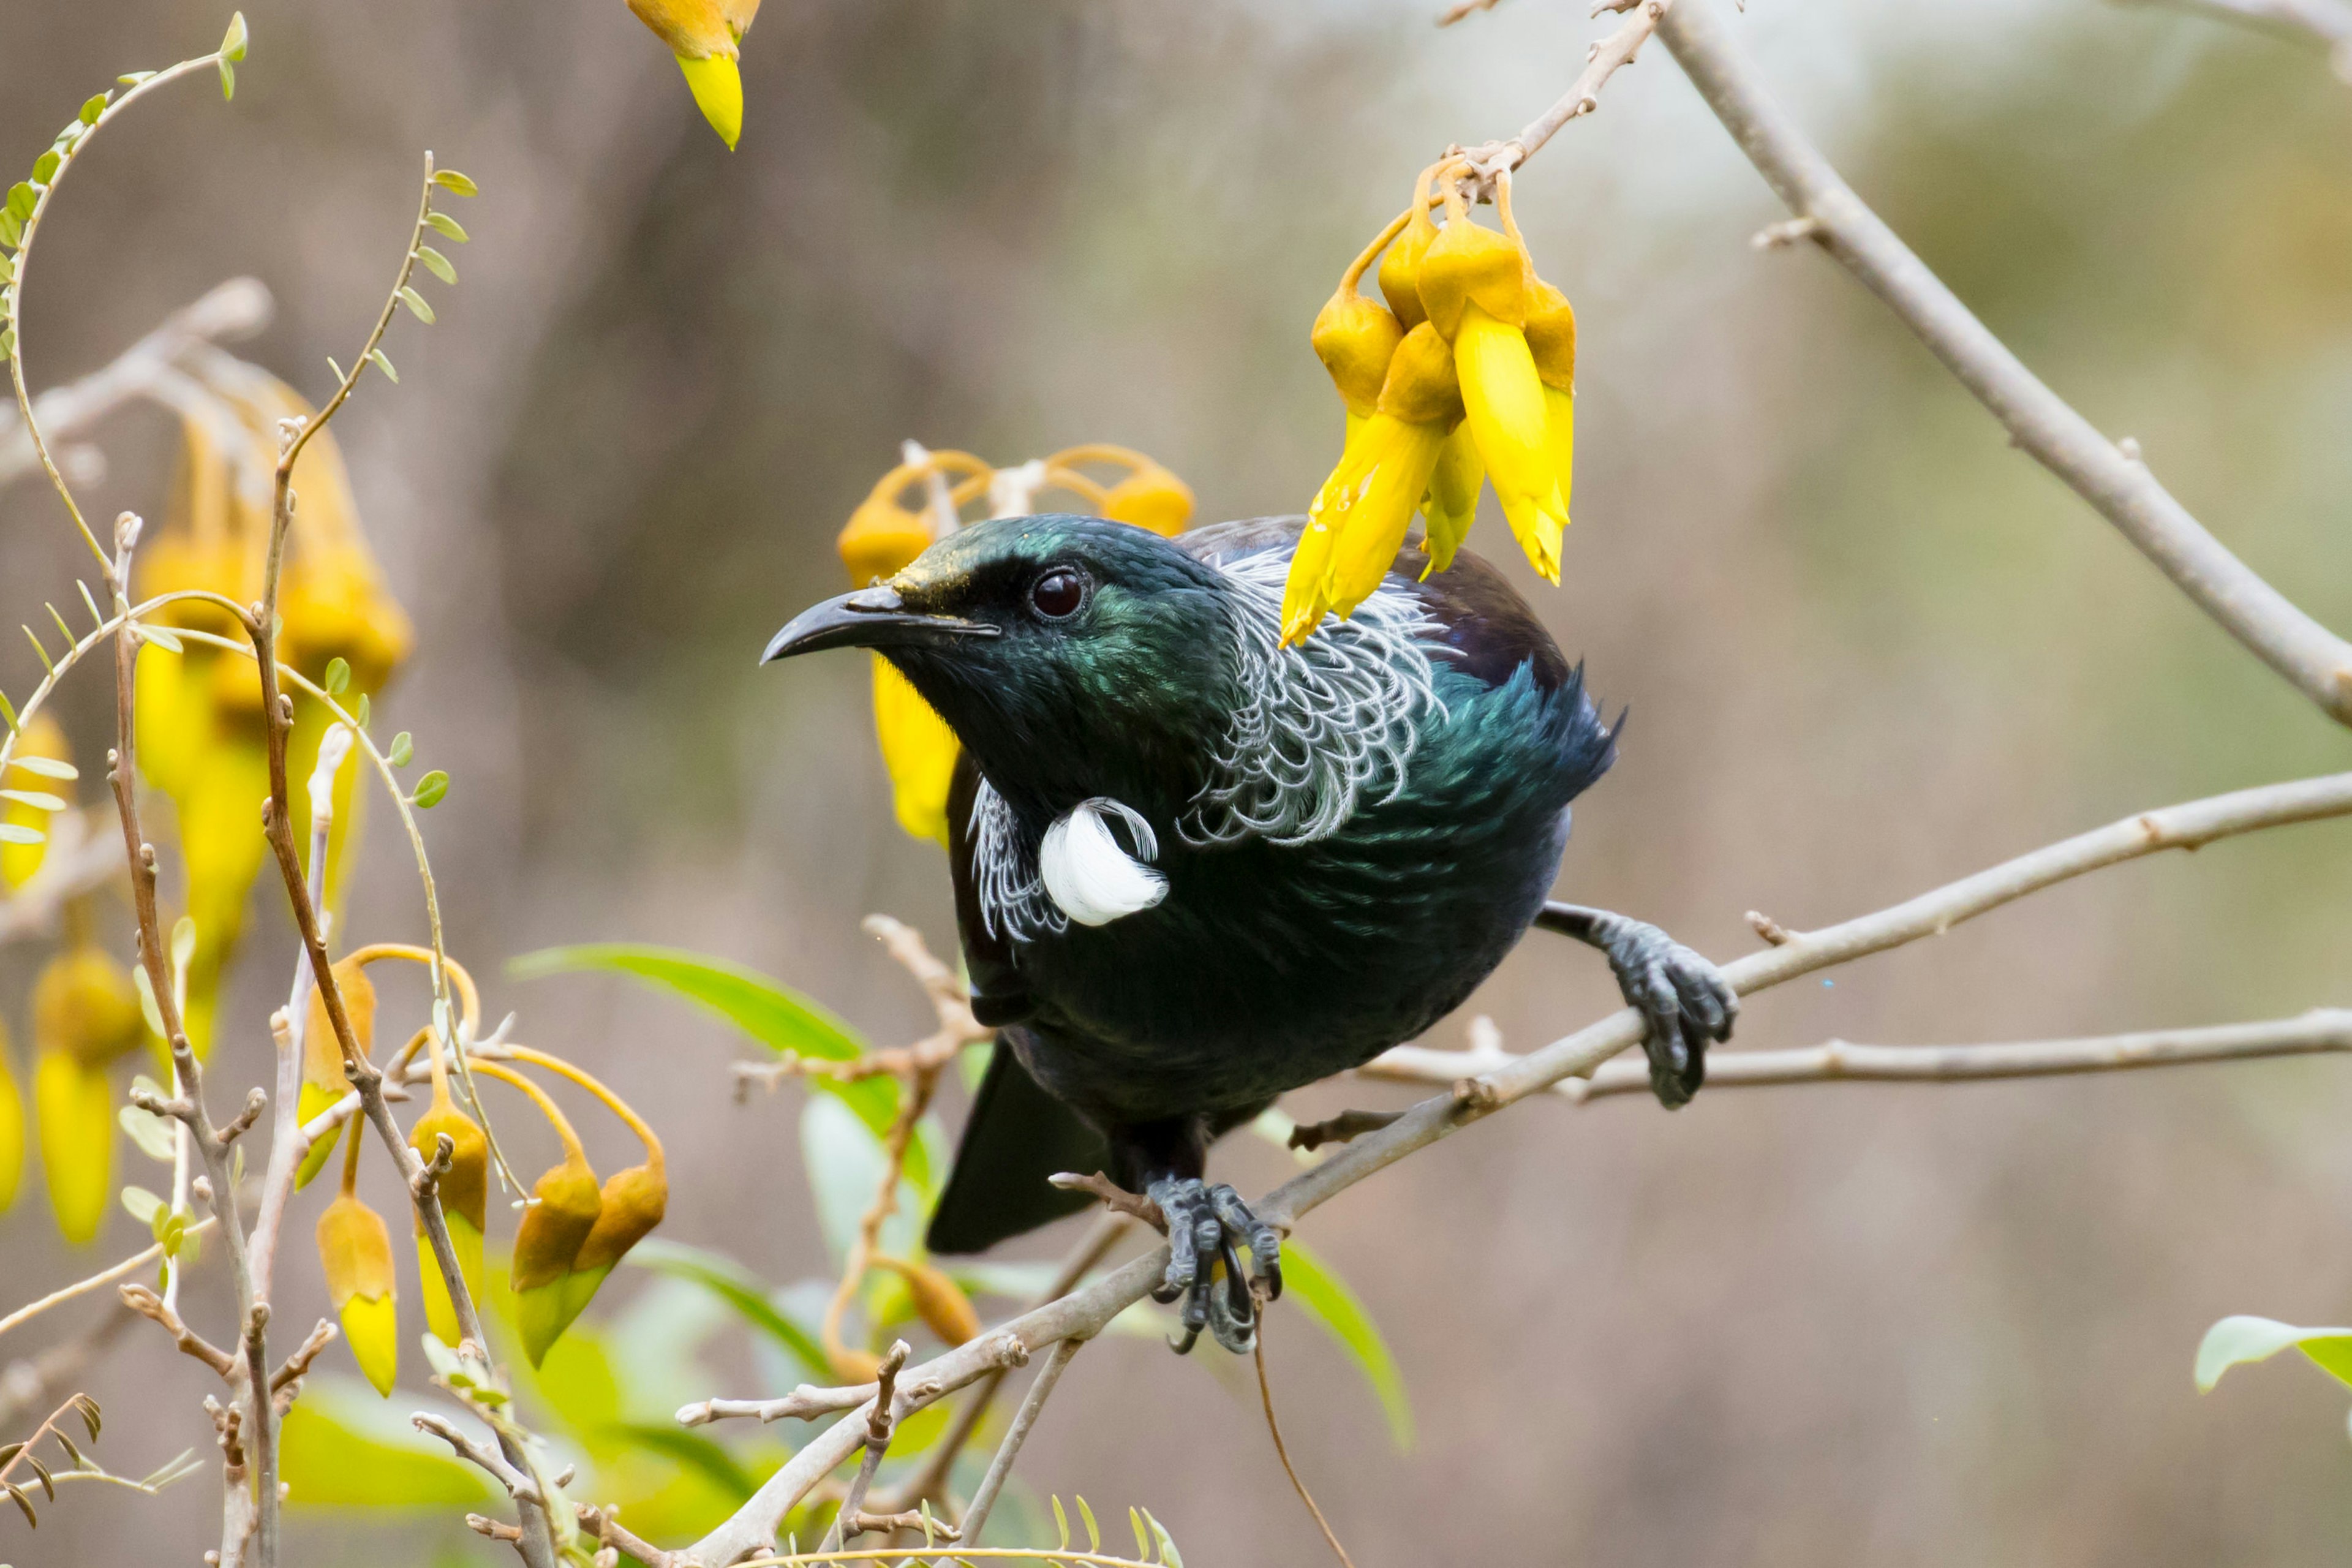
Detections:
[1599, 919, 1738, 1109]
[1145, 1177, 1281, 1355]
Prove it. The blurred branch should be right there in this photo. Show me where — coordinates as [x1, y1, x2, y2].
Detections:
[0, 1218, 218, 1341]
[0, 1300, 132, 1430]
[1362, 1008, 2352, 1099]
[1651, 0, 2352, 726]
[2117, 0, 2352, 78]
[0, 278, 271, 491]
[667, 769, 2352, 1567]
[956, 1335, 1082, 1546]
[1443, 0, 1674, 176]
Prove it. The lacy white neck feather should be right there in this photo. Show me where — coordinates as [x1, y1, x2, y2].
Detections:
[973, 551, 1445, 943]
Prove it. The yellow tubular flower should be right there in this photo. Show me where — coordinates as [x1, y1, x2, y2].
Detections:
[1524, 276, 1578, 535]
[478, 1061, 605, 1367]
[2, 715, 70, 891]
[1420, 421, 1485, 579]
[627, 0, 761, 149]
[873, 1254, 982, 1346]
[35, 1048, 113, 1244]
[504, 1045, 667, 1348]
[0, 1020, 21, 1215]
[407, 1077, 489, 1346]
[317, 1125, 399, 1396]
[1455, 304, 1563, 583]
[1376, 163, 1447, 333]
[1311, 213, 1409, 420]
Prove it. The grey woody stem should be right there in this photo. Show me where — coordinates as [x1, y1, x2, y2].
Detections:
[1653, 0, 2352, 725]
[957, 1335, 1084, 1545]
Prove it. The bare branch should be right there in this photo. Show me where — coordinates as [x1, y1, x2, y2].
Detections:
[1363, 1009, 2352, 1100]
[118, 1285, 237, 1381]
[1286, 1110, 1404, 1153]
[676, 1383, 881, 1428]
[1654, 0, 2352, 725]
[269, 1321, 339, 1396]
[413, 1414, 543, 1506]
[1047, 1172, 1167, 1231]
[0, 1219, 217, 1341]
[957, 1336, 1082, 1544]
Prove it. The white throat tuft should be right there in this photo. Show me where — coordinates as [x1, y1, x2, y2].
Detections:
[1039, 797, 1167, 927]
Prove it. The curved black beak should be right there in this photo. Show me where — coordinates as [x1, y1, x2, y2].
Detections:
[761, 585, 1000, 665]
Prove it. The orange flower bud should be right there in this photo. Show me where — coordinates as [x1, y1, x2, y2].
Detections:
[409, 1091, 489, 1345]
[875, 1255, 981, 1347]
[513, 1148, 603, 1367]
[34, 946, 149, 1071]
[296, 958, 376, 1189]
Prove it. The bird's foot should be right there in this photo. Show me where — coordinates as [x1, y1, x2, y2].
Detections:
[1594, 917, 1737, 1108]
[1145, 1177, 1282, 1355]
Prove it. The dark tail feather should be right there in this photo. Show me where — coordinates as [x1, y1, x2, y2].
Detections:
[925, 1039, 1108, 1255]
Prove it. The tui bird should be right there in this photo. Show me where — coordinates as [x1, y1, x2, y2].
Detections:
[764, 514, 1735, 1353]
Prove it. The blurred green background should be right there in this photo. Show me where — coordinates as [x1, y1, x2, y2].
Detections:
[2, 0, 2349, 1561]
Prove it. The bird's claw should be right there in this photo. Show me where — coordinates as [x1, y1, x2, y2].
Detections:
[1599, 918, 1737, 1108]
[1145, 1176, 1281, 1355]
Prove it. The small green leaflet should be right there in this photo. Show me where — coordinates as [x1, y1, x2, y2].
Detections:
[386, 731, 413, 767]
[80, 94, 111, 126]
[0, 788, 67, 812]
[430, 169, 480, 197]
[398, 285, 435, 325]
[32, 151, 61, 186]
[2197, 1314, 2352, 1393]
[425, 211, 469, 244]
[219, 59, 235, 101]
[1281, 1236, 1415, 1450]
[121, 1185, 164, 1225]
[368, 348, 397, 383]
[415, 246, 457, 285]
[9, 755, 77, 780]
[412, 769, 448, 809]
[0, 824, 42, 846]
[221, 12, 249, 62]
[323, 656, 350, 695]
[326, 355, 347, 383]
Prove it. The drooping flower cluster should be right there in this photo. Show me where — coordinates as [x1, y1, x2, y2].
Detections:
[1284, 160, 1578, 644]
[835, 443, 1195, 846]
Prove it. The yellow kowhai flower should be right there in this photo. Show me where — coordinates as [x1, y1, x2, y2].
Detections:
[1040, 445, 1196, 538]
[317, 1121, 399, 1396]
[475, 1060, 606, 1368]
[628, 0, 762, 149]
[505, 1046, 666, 1356]
[295, 955, 376, 1188]
[32, 941, 152, 1244]
[137, 386, 410, 1057]
[407, 1061, 489, 1346]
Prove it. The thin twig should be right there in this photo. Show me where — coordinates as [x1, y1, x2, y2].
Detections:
[1253, 1327, 1356, 1568]
[957, 1336, 1082, 1545]
[1654, 0, 2352, 725]
[0, 1217, 217, 1340]
[1361, 1009, 2352, 1100]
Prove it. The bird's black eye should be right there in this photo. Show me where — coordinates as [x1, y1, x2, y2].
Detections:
[1028, 567, 1087, 621]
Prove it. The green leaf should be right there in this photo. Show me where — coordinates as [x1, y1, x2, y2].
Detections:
[5, 183, 31, 221]
[398, 285, 435, 325]
[604, 1422, 760, 1502]
[415, 246, 458, 285]
[325, 355, 346, 383]
[323, 656, 350, 696]
[0, 788, 66, 812]
[424, 211, 469, 244]
[121, 1104, 177, 1161]
[802, 1094, 910, 1259]
[0, 254, 12, 284]
[32, 151, 61, 186]
[80, 94, 110, 126]
[507, 943, 902, 1145]
[0, 689, 16, 731]
[355, 692, 371, 729]
[627, 1238, 829, 1379]
[0, 215, 21, 252]
[138, 623, 184, 654]
[118, 72, 157, 86]
[368, 347, 397, 383]
[431, 170, 480, 197]
[279, 1381, 497, 1507]
[5, 755, 72, 779]
[121, 1185, 164, 1225]
[1142, 1507, 1182, 1567]
[221, 11, 249, 62]
[0, 823, 42, 846]
[2196, 1315, 2352, 1393]
[1281, 1237, 1414, 1450]
[412, 769, 449, 809]
[387, 731, 413, 767]
[218, 58, 235, 102]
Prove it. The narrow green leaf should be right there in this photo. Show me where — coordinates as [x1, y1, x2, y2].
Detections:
[78, 579, 104, 628]
[1128, 1506, 1149, 1561]
[355, 692, 371, 728]
[386, 731, 413, 767]
[32, 151, 61, 186]
[0, 824, 43, 846]
[221, 11, 249, 62]
[431, 169, 480, 197]
[398, 285, 435, 325]
[0, 689, 16, 730]
[368, 348, 397, 383]
[1077, 1495, 1101, 1551]
[7, 1480, 34, 1526]
[121, 1185, 164, 1225]
[2195, 1314, 2352, 1393]
[424, 211, 469, 244]
[80, 94, 110, 126]
[0, 789, 67, 812]
[325, 355, 346, 383]
[1281, 1237, 1414, 1450]
[23, 625, 54, 674]
[8, 755, 75, 780]
[52, 1431, 83, 1469]
[1142, 1508, 1182, 1567]
[415, 246, 458, 285]
[627, 1238, 829, 1378]
[121, 1104, 177, 1161]
[46, 603, 73, 647]
[603, 1422, 760, 1501]
[118, 72, 157, 86]
[23, 1453, 53, 1499]
[412, 769, 449, 809]
[218, 58, 235, 102]
[131, 963, 165, 1037]
[138, 623, 184, 654]
[0, 254, 12, 284]
[1052, 1495, 1071, 1551]
[323, 655, 351, 695]
[171, 915, 197, 974]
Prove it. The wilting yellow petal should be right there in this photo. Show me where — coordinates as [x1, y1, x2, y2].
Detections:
[0, 1026, 24, 1215]
[677, 53, 744, 149]
[872, 658, 959, 848]
[1454, 304, 1564, 582]
[35, 1049, 112, 1244]
[1420, 421, 1484, 579]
